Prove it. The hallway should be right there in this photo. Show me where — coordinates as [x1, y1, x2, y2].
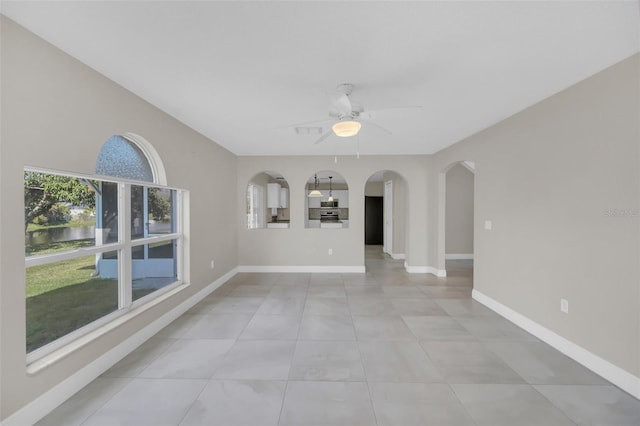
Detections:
[37, 247, 640, 425]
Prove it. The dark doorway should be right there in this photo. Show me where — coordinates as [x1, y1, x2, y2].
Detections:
[365, 196, 384, 245]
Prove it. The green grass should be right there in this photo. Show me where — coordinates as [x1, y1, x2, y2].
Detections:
[25, 224, 171, 352]
[26, 254, 155, 352]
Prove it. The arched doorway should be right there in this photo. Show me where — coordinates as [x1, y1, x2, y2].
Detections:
[363, 170, 409, 263]
[438, 161, 475, 281]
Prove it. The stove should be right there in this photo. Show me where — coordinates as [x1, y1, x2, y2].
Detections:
[320, 210, 340, 222]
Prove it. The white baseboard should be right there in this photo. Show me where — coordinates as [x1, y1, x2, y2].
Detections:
[472, 289, 640, 400]
[237, 265, 366, 273]
[404, 262, 447, 277]
[2, 268, 239, 426]
[389, 252, 406, 260]
[445, 253, 474, 260]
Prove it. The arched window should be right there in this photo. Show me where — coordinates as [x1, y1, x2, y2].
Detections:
[96, 135, 154, 182]
[24, 134, 184, 360]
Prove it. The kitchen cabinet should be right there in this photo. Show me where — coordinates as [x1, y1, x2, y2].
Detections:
[308, 219, 321, 228]
[267, 183, 281, 208]
[308, 191, 323, 208]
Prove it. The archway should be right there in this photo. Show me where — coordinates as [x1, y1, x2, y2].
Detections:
[246, 171, 290, 229]
[438, 161, 475, 281]
[363, 170, 409, 263]
[304, 170, 349, 229]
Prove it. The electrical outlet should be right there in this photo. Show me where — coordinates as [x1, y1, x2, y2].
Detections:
[328, 248, 333, 255]
[484, 220, 492, 230]
[210, 260, 215, 269]
[560, 298, 569, 314]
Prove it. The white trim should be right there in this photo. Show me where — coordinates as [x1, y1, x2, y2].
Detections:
[472, 289, 640, 400]
[445, 253, 474, 260]
[24, 165, 180, 191]
[461, 161, 476, 173]
[389, 252, 406, 260]
[237, 265, 366, 274]
[3, 268, 238, 426]
[404, 262, 447, 277]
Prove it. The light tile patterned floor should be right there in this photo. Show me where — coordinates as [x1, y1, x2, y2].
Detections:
[36, 247, 640, 425]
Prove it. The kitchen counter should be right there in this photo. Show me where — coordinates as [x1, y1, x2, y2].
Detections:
[267, 221, 290, 229]
[320, 221, 343, 229]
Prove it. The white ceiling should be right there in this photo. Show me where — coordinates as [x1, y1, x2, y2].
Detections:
[3, 1, 639, 156]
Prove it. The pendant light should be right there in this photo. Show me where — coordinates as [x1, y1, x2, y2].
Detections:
[327, 176, 334, 202]
[308, 173, 322, 197]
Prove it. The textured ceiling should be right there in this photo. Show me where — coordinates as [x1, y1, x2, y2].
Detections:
[3, 1, 639, 156]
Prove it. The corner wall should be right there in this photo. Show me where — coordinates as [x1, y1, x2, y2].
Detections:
[430, 54, 640, 384]
[0, 17, 238, 421]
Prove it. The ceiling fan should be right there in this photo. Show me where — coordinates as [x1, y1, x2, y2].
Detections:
[293, 83, 421, 145]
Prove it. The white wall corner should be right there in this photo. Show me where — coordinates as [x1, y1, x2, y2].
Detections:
[238, 265, 366, 274]
[472, 289, 640, 400]
[1, 268, 239, 426]
[445, 253, 474, 260]
[390, 252, 406, 260]
[404, 262, 447, 277]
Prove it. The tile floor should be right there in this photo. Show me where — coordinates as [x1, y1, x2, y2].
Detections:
[37, 246, 640, 425]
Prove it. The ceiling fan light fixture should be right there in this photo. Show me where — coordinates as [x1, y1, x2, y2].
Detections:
[332, 120, 361, 137]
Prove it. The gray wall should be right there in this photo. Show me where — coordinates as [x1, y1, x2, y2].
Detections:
[364, 181, 384, 196]
[430, 54, 640, 377]
[0, 17, 238, 420]
[237, 158, 429, 268]
[445, 164, 474, 255]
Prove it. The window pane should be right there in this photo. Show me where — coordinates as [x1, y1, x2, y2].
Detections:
[246, 184, 263, 229]
[148, 188, 175, 234]
[26, 252, 119, 352]
[96, 135, 154, 182]
[99, 182, 119, 244]
[25, 172, 100, 256]
[132, 240, 177, 302]
[131, 185, 145, 240]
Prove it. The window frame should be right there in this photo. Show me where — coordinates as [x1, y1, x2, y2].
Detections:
[246, 183, 264, 229]
[24, 166, 188, 365]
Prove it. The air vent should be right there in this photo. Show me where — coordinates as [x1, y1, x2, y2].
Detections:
[294, 127, 323, 135]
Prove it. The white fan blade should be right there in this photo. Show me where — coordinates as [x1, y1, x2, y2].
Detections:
[313, 130, 334, 145]
[329, 93, 352, 118]
[361, 119, 392, 135]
